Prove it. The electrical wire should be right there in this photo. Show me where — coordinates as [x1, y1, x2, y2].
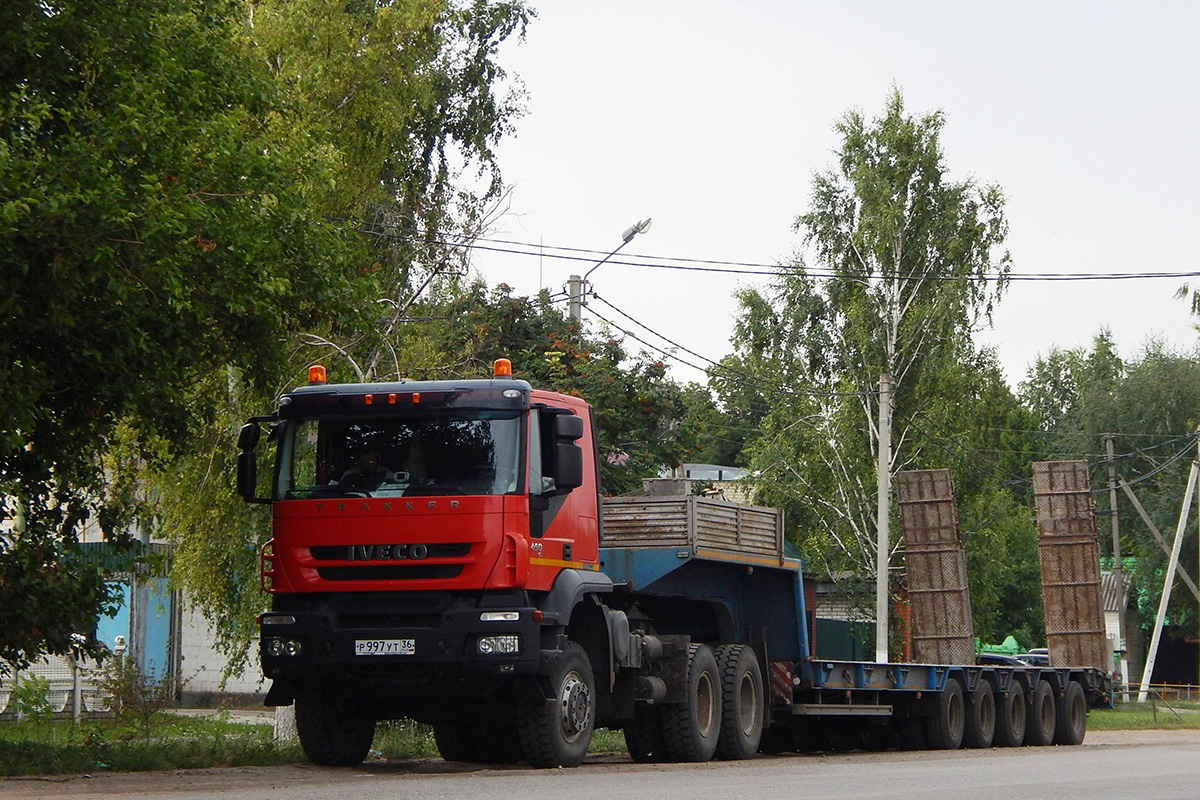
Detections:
[586, 296, 873, 399]
[447, 236, 1200, 283]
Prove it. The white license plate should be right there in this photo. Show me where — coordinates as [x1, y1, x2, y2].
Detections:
[355, 638, 415, 656]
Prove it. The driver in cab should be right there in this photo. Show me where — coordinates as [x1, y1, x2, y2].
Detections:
[333, 447, 396, 492]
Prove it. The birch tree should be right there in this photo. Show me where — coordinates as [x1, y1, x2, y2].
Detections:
[738, 90, 1011, 580]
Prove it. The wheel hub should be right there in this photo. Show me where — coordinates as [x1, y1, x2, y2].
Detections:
[559, 671, 591, 741]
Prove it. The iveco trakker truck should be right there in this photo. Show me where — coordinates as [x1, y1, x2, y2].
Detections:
[237, 360, 1111, 767]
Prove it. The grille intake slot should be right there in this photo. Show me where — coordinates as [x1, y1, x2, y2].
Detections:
[316, 565, 463, 581]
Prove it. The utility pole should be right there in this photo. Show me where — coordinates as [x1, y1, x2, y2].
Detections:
[567, 274, 584, 323]
[1105, 433, 1127, 688]
[1137, 437, 1200, 702]
[874, 373, 892, 663]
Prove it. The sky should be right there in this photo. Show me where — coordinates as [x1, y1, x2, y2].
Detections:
[471, 1, 1200, 388]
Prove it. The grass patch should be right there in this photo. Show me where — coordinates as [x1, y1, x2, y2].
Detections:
[0, 713, 302, 777]
[1088, 701, 1200, 731]
[1, 713, 629, 776]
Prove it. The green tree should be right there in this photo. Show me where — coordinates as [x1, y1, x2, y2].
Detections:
[0, 0, 373, 667]
[735, 90, 1011, 582]
[1019, 334, 1200, 632]
[148, 0, 532, 677]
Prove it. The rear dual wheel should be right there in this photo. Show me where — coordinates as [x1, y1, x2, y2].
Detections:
[713, 644, 764, 760]
[963, 681, 996, 749]
[924, 677, 965, 750]
[1054, 681, 1087, 745]
[660, 644, 722, 762]
[1025, 679, 1056, 746]
[994, 680, 1026, 747]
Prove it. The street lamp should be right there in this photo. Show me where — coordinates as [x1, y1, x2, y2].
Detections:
[568, 217, 652, 322]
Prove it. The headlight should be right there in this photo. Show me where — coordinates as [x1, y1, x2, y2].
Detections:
[477, 635, 520, 655]
[265, 637, 303, 657]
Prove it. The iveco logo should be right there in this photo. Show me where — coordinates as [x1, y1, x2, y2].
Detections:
[347, 544, 430, 561]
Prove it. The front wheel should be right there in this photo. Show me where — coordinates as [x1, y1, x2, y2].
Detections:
[294, 691, 376, 766]
[518, 640, 595, 768]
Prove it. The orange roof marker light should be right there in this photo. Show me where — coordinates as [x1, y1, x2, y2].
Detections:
[308, 365, 327, 385]
[493, 358, 513, 378]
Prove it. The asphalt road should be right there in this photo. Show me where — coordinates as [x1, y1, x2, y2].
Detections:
[5, 730, 1199, 800]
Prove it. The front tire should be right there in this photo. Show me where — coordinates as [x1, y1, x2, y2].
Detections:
[714, 644, 764, 760]
[294, 691, 376, 766]
[660, 643, 722, 762]
[518, 640, 595, 768]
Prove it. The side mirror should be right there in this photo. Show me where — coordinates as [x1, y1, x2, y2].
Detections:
[549, 412, 585, 492]
[236, 421, 270, 504]
[552, 443, 584, 490]
[238, 423, 261, 450]
[237, 450, 261, 502]
[554, 414, 584, 441]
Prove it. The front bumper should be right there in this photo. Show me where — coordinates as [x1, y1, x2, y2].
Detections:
[260, 592, 549, 692]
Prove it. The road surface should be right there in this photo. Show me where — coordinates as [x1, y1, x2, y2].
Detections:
[5, 730, 1199, 800]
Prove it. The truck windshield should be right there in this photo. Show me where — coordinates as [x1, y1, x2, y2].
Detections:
[274, 411, 522, 500]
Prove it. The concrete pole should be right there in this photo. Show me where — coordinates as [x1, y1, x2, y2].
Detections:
[1138, 457, 1198, 702]
[567, 274, 584, 323]
[1105, 434, 1128, 688]
[874, 373, 892, 664]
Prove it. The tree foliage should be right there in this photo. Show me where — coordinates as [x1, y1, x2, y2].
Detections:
[734, 90, 1012, 581]
[1019, 333, 1200, 631]
[0, 0, 531, 668]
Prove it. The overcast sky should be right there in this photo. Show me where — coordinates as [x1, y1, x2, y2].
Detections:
[471, 1, 1200, 388]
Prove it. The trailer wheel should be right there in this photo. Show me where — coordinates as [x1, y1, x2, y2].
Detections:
[713, 644, 764, 760]
[518, 640, 595, 767]
[660, 643, 722, 762]
[963, 680, 996, 749]
[624, 705, 666, 763]
[993, 681, 1026, 747]
[1024, 679, 1057, 746]
[924, 677, 965, 750]
[294, 691, 376, 766]
[1053, 681, 1087, 746]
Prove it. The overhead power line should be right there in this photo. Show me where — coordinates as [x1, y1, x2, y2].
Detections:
[448, 236, 1200, 283]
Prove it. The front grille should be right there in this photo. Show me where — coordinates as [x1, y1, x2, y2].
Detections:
[339, 613, 443, 629]
[316, 564, 464, 581]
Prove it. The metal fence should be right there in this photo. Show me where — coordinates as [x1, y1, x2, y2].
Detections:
[0, 654, 112, 720]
